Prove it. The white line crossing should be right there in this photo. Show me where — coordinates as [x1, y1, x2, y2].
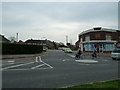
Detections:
[31, 64, 45, 69]
[39, 56, 53, 69]
[1, 56, 53, 71]
[2, 62, 34, 70]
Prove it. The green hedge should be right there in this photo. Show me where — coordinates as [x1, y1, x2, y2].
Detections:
[2, 43, 43, 54]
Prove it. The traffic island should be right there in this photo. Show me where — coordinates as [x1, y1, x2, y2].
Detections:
[75, 60, 98, 64]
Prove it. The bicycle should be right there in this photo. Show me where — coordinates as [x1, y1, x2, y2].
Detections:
[75, 53, 83, 60]
[91, 52, 97, 59]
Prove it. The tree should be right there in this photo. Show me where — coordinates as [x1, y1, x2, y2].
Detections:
[9, 36, 16, 43]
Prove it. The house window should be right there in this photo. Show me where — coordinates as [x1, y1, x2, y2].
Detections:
[85, 36, 90, 41]
[80, 38, 83, 42]
[106, 35, 111, 40]
[95, 34, 100, 38]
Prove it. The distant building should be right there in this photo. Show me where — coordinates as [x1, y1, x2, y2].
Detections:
[25, 39, 61, 49]
[25, 39, 46, 45]
[17, 40, 24, 44]
[25, 39, 65, 49]
[46, 40, 55, 49]
[78, 27, 120, 53]
[0, 35, 10, 43]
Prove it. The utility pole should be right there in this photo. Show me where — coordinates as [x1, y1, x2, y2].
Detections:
[16, 33, 18, 42]
[66, 35, 68, 45]
[70, 39, 72, 45]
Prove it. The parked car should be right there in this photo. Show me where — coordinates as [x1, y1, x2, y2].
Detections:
[58, 47, 63, 50]
[62, 47, 67, 51]
[64, 48, 72, 53]
[43, 46, 47, 52]
[43, 48, 47, 52]
[111, 48, 120, 60]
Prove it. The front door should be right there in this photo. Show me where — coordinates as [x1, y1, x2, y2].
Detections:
[99, 44, 103, 53]
[95, 44, 103, 53]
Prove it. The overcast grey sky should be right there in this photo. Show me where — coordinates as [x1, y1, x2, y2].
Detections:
[2, 1, 118, 44]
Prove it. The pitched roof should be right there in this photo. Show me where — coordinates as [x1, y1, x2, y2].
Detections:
[0, 34, 10, 43]
[25, 39, 46, 44]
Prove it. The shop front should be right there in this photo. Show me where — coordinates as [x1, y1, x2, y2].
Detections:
[83, 42, 115, 53]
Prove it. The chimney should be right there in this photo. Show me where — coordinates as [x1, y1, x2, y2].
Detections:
[93, 27, 102, 30]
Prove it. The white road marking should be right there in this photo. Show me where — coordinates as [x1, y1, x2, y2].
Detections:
[67, 54, 75, 57]
[31, 64, 45, 69]
[36, 57, 39, 62]
[1, 68, 52, 71]
[39, 56, 42, 62]
[0, 63, 15, 67]
[2, 62, 34, 70]
[63, 59, 66, 62]
[2, 56, 53, 71]
[75, 60, 98, 63]
[38, 56, 53, 69]
[8, 60, 14, 63]
[62, 59, 71, 62]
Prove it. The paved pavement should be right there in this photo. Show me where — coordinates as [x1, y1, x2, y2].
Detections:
[1, 50, 119, 88]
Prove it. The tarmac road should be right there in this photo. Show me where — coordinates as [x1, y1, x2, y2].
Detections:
[2, 50, 119, 88]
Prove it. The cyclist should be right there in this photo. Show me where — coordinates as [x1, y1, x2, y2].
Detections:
[92, 48, 97, 58]
[75, 49, 82, 59]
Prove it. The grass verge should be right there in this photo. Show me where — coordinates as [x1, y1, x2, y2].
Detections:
[54, 79, 120, 90]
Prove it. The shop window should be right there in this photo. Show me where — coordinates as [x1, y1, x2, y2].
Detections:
[85, 36, 90, 41]
[104, 44, 115, 51]
[80, 38, 83, 42]
[84, 44, 92, 51]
